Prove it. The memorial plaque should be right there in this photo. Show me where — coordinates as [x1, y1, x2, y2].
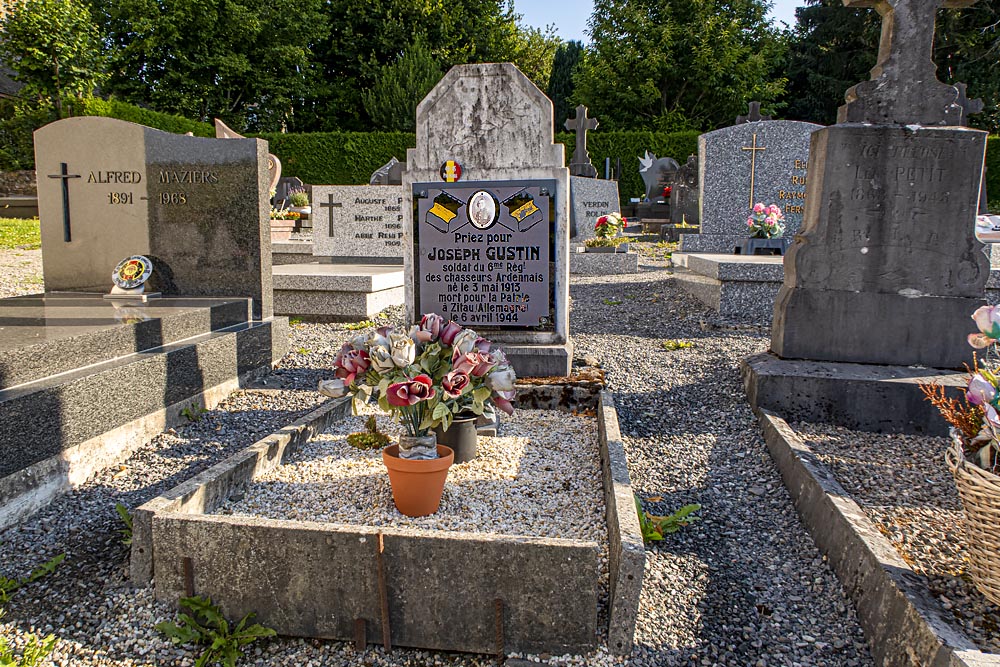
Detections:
[414, 180, 554, 329]
[311, 185, 405, 261]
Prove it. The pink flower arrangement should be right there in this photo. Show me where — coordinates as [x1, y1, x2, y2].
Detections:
[319, 313, 517, 438]
[747, 203, 785, 239]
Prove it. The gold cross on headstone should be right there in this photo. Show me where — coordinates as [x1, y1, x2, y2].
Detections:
[319, 193, 342, 237]
[741, 134, 767, 209]
[841, 0, 979, 124]
[47, 162, 81, 242]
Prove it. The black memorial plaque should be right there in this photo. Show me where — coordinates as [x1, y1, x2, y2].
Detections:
[414, 180, 555, 329]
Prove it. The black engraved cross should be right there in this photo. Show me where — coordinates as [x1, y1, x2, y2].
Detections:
[841, 0, 979, 125]
[320, 193, 343, 237]
[47, 162, 81, 242]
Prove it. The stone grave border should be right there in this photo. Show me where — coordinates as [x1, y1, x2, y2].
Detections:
[748, 408, 1000, 667]
[131, 388, 643, 657]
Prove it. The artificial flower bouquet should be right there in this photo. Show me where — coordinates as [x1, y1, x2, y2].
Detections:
[746, 203, 785, 239]
[319, 314, 516, 458]
[585, 212, 629, 248]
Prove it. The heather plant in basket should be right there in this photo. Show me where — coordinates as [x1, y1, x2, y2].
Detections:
[319, 313, 516, 442]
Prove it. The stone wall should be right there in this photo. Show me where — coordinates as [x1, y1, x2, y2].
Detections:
[0, 170, 37, 196]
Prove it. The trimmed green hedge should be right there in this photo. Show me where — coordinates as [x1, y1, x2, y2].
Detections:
[71, 98, 215, 137]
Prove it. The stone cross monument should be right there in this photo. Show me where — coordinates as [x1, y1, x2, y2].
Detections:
[565, 105, 599, 178]
[840, 0, 978, 126]
[771, 0, 987, 369]
[736, 101, 772, 125]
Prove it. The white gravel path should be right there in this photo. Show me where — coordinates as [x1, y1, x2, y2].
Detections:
[0, 247, 43, 298]
[0, 256, 875, 666]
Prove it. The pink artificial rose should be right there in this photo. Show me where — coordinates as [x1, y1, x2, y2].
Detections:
[474, 337, 492, 353]
[386, 374, 436, 407]
[415, 313, 445, 343]
[439, 320, 464, 346]
[335, 349, 370, 385]
[453, 351, 494, 377]
[442, 370, 471, 399]
[967, 373, 997, 406]
[753, 203, 765, 214]
[493, 389, 516, 416]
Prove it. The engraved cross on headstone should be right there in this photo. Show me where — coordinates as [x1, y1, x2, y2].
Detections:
[565, 105, 599, 178]
[840, 0, 980, 125]
[320, 193, 343, 237]
[47, 162, 81, 242]
[741, 134, 767, 209]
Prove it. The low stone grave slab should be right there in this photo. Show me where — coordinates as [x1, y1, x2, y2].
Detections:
[570, 249, 640, 275]
[132, 390, 642, 657]
[673, 253, 783, 320]
[272, 263, 404, 321]
[749, 410, 1000, 667]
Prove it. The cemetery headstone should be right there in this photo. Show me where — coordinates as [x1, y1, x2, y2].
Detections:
[772, 0, 987, 369]
[670, 154, 700, 226]
[311, 184, 405, 263]
[403, 63, 571, 377]
[638, 152, 680, 203]
[570, 176, 621, 242]
[679, 119, 821, 253]
[274, 176, 304, 205]
[370, 157, 405, 185]
[565, 105, 598, 178]
[215, 118, 281, 195]
[35, 116, 273, 318]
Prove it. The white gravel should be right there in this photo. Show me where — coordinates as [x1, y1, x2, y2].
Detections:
[0, 247, 43, 298]
[216, 406, 606, 543]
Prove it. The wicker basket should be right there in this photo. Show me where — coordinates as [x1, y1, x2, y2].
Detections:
[946, 431, 1000, 606]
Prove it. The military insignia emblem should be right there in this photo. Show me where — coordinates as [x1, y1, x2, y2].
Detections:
[112, 255, 154, 290]
[440, 160, 462, 183]
[502, 190, 543, 232]
[425, 191, 464, 233]
[467, 190, 498, 230]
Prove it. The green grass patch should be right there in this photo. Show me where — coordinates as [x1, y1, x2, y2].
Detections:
[0, 217, 40, 250]
[344, 319, 376, 331]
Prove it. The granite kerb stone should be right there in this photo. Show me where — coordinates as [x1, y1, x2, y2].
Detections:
[674, 253, 784, 282]
[597, 391, 644, 656]
[133, 382, 638, 656]
[570, 251, 639, 276]
[752, 409, 999, 667]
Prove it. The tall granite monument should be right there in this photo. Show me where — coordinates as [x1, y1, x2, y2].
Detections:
[403, 63, 571, 377]
[743, 0, 988, 434]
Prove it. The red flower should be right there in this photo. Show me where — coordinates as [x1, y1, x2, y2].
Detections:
[386, 374, 436, 406]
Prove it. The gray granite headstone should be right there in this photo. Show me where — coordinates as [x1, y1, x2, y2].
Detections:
[403, 63, 571, 377]
[570, 176, 620, 242]
[772, 0, 988, 370]
[311, 184, 405, 262]
[670, 154, 700, 226]
[370, 157, 405, 185]
[35, 116, 272, 318]
[680, 120, 821, 253]
[274, 176, 304, 204]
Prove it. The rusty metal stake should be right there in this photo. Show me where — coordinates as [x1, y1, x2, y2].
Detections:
[376, 532, 392, 651]
[182, 557, 195, 597]
[353, 618, 367, 652]
[494, 598, 504, 664]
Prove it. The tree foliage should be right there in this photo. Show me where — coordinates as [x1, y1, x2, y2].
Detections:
[91, 0, 329, 132]
[573, 0, 787, 131]
[547, 40, 583, 132]
[782, 0, 1000, 133]
[0, 0, 106, 117]
[361, 35, 443, 132]
[510, 22, 561, 92]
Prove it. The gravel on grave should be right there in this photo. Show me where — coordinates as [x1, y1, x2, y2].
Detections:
[0, 247, 43, 298]
[795, 422, 1000, 654]
[216, 407, 608, 546]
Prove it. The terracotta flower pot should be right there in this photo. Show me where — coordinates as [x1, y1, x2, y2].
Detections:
[382, 444, 454, 517]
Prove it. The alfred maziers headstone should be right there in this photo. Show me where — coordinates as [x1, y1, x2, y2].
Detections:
[35, 116, 272, 318]
[680, 119, 821, 253]
[404, 63, 571, 377]
[772, 0, 988, 370]
[311, 185, 404, 262]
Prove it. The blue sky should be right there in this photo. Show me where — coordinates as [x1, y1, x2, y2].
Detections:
[513, 0, 804, 43]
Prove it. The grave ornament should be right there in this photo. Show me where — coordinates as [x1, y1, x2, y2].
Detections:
[565, 105, 599, 178]
[214, 118, 282, 193]
[840, 0, 981, 125]
[370, 157, 405, 185]
[735, 101, 773, 125]
[106, 254, 160, 301]
[638, 152, 680, 202]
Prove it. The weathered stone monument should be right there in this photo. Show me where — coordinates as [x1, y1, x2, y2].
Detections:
[743, 0, 989, 433]
[36, 116, 273, 319]
[680, 118, 821, 253]
[565, 105, 599, 178]
[403, 63, 571, 377]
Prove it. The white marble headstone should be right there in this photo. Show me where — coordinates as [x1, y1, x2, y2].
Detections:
[311, 185, 405, 261]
